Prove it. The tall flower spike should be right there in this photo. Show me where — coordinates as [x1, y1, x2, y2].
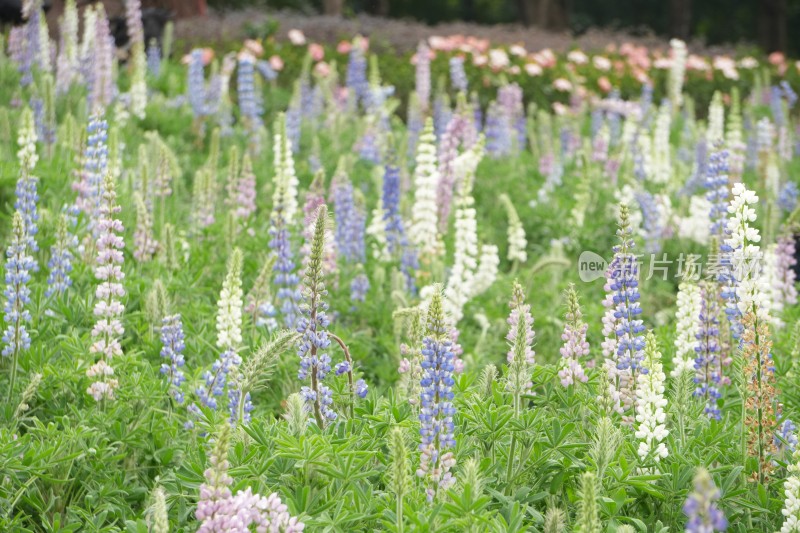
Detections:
[634, 332, 669, 465]
[672, 279, 702, 376]
[558, 284, 589, 387]
[505, 281, 535, 399]
[499, 194, 527, 264]
[410, 118, 443, 259]
[133, 193, 158, 262]
[694, 281, 725, 420]
[86, 173, 125, 402]
[780, 448, 800, 532]
[16, 107, 40, 262]
[216, 248, 243, 353]
[417, 288, 457, 502]
[269, 157, 301, 328]
[297, 205, 336, 427]
[443, 162, 479, 323]
[3, 212, 35, 402]
[683, 468, 727, 532]
[45, 212, 77, 297]
[575, 471, 600, 533]
[160, 314, 186, 404]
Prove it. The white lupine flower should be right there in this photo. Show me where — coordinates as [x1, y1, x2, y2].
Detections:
[676, 196, 711, 245]
[17, 107, 38, 172]
[651, 103, 671, 184]
[38, 12, 52, 74]
[366, 204, 390, 262]
[129, 45, 148, 119]
[668, 39, 687, 109]
[281, 123, 299, 223]
[410, 118, 443, 257]
[726, 183, 770, 322]
[781, 448, 800, 532]
[470, 244, 499, 296]
[636, 133, 652, 181]
[635, 333, 669, 462]
[763, 245, 784, 328]
[672, 281, 702, 377]
[706, 91, 725, 144]
[216, 249, 244, 351]
[56, 0, 80, 92]
[500, 194, 527, 263]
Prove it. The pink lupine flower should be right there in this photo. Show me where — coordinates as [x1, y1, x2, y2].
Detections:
[598, 76, 612, 93]
[269, 55, 284, 71]
[337, 40, 351, 54]
[308, 43, 324, 61]
[524, 62, 542, 76]
[553, 78, 572, 92]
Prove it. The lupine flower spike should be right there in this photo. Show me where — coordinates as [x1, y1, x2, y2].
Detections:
[683, 468, 727, 532]
[558, 284, 589, 387]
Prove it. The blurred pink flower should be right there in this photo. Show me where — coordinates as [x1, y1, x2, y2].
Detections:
[337, 40, 351, 54]
[473, 54, 488, 67]
[769, 51, 785, 65]
[598, 76, 612, 93]
[288, 29, 306, 46]
[553, 78, 572, 92]
[313, 61, 331, 77]
[269, 55, 284, 71]
[524, 62, 543, 76]
[533, 48, 556, 68]
[244, 39, 263, 56]
[508, 65, 520, 75]
[354, 35, 369, 52]
[308, 43, 324, 61]
[182, 48, 214, 65]
[552, 102, 568, 115]
[686, 55, 710, 71]
[653, 57, 671, 69]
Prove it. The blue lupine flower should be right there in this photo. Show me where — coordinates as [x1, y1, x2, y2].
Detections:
[15, 171, 40, 258]
[255, 59, 278, 81]
[776, 418, 799, 456]
[237, 54, 263, 131]
[694, 284, 724, 420]
[346, 45, 369, 109]
[433, 93, 452, 141]
[332, 174, 366, 262]
[2, 213, 35, 359]
[484, 100, 510, 158]
[255, 301, 279, 333]
[401, 246, 419, 295]
[704, 148, 730, 238]
[781, 80, 797, 108]
[771, 85, 785, 127]
[227, 387, 253, 425]
[418, 290, 457, 502]
[683, 469, 728, 532]
[350, 273, 369, 302]
[382, 161, 406, 255]
[194, 349, 241, 410]
[355, 379, 368, 399]
[45, 213, 76, 297]
[635, 190, 662, 254]
[778, 181, 799, 213]
[187, 49, 207, 117]
[449, 56, 468, 93]
[146, 41, 161, 76]
[160, 314, 187, 404]
[78, 112, 109, 229]
[285, 97, 301, 153]
[610, 205, 647, 376]
[18, 9, 40, 87]
[269, 215, 301, 329]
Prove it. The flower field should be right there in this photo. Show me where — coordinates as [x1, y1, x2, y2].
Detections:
[4, 1, 800, 532]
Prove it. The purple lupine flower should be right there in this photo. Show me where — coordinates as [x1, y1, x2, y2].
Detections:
[407, 93, 424, 161]
[2, 213, 34, 365]
[160, 314, 186, 404]
[778, 181, 798, 213]
[775, 235, 798, 306]
[235, 154, 257, 221]
[498, 83, 525, 150]
[401, 246, 419, 295]
[437, 109, 477, 231]
[187, 49, 208, 117]
[89, 9, 115, 110]
[18, 7, 41, 87]
[355, 379, 368, 398]
[610, 204, 647, 385]
[415, 41, 431, 112]
[14, 171, 40, 259]
[776, 418, 799, 457]
[227, 387, 253, 425]
[681, 140, 709, 195]
[350, 273, 369, 302]
[683, 469, 727, 532]
[356, 124, 382, 164]
[382, 160, 406, 255]
[255, 59, 278, 81]
[269, 210, 301, 329]
[694, 283, 725, 420]
[146, 40, 161, 76]
[484, 100, 510, 158]
[432, 93, 452, 141]
[771, 85, 786, 127]
[449, 56, 467, 93]
[237, 53, 263, 131]
[191, 349, 241, 412]
[417, 290, 457, 502]
[332, 172, 366, 262]
[45, 213, 76, 297]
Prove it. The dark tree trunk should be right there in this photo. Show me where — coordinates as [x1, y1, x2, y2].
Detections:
[322, 0, 343, 17]
[669, 0, 691, 39]
[758, 0, 787, 52]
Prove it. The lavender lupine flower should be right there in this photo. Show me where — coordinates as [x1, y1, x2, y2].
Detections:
[17, 3, 41, 87]
[776, 418, 799, 457]
[407, 92, 424, 160]
[484, 100, 510, 158]
[133, 193, 158, 262]
[2, 213, 35, 400]
[415, 41, 431, 113]
[86, 174, 125, 402]
[233, 153, 257, 224]
[635, 190, 663, 254]
[160, 314, 186, 404]
[498, 83, 525, 151]
[88, 6, 114, 110]
[683, 468, 728, 532]
[432, 93, 453, 142]
[187, 49, 208, 118]
[55, 0, 79, 93]
[45, 213, 76, 297]
[332, 169, 366, 262]
[189, 349, 240, 416]
[449, 56, 467, 93]
[558, 285, 589, 387]
[705, 148, 730, 237]
[417, 289, 457, 502]
[196, 423, 305, 532]
[146, 39, 161, 76]
[350, 273, 370, 303]
[610, 203, 647, 381]
[437, 105, 477, 231]
[694, 284, 725, 422]
[297, 205, 337, 426]
[774, 236, 798, 307]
